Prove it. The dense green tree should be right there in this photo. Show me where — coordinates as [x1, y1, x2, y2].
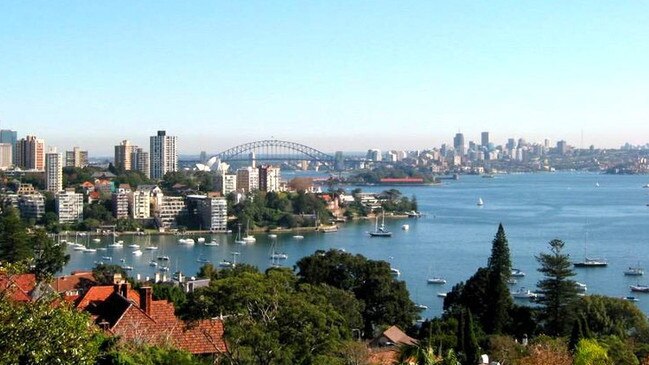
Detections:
[63, 166, 95, 186]
[32, 228, 70, 281]
[99, 342, 208, 365]
[0, 207, 32, 263]
[151, 282, 187, 309]
[116, 218, 143, 232]
[84, 202, 114, 223]
[456, 309, 479, 365]
[536, 239, 579, 336]
[484, 223, 513, 334]
[575, 295, 649, 339]
[574, 338, 611, 365]
[600, 336, 639, 365]
[296, 249, 419, 336]
[93, 263, 128, 285]
[0, 297, 102, 364]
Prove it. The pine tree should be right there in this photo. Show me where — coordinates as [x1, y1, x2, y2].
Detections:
[536, 239, 580, 336]
[463, 309, 479, 365]
[32, 229, 70, 281]
[485, 223, 513, 333]
[0, 208, 32, 263]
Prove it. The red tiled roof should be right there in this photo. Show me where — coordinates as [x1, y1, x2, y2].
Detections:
[0, 273, 37, 302]
[76, 285, 140, 311]
[53, 272, 96, 293]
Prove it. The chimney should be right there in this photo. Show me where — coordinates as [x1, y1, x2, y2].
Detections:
[120, 282, 129, 298]
[139, 286, 152, 316]
[113, 283, 120, 294]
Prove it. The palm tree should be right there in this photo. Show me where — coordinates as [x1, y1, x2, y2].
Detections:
[396, 343, 438, 365]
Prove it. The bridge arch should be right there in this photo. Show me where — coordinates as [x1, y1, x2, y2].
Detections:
[212, 139, 335, 164]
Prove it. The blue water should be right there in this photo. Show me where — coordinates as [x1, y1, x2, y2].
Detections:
[64, 172, 649, 318]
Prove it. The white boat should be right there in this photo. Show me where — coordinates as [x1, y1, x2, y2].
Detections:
[477, 197, 484, 206]
[390, 268, 401, 276]
[108, 242, 123, 248]
[128, 244, 140, 249]
[270, 252, 288, 260]
[159, 266, 170, 272]
[157, 255, 170, 261]
[179, 238, 195, 245]
[512, 288, 538, 299]
[427, 277, 447, 285]
[97, 247, 107, 251]
[644, 184, 649, 188]
[630, 284, 649, 293]
[507, 278, 518, 285]
[83, 248, 97, 253]
[595, 182, 600, 187]
[234, 224, 246, 244]
[196, 257, 210, 264]
[293, 235, 304, 240]
[511, 268, 526, 277]
[268, 234, 277, 239]
[122, 265, 133, 271]
[575, 282, 587, 292]
[197, 237, 206, 243]
[437, 292, 447, 298]
[415, 304, 428, 310]
[204, 240, 219, 246]
[145, 246, 159, 250]
[623, 296, 640, 302]
[401, 224, 409, 231]
[132, 249, 143, 256]
[241, 220, 256, 243]
[219, 260, 233, 268]
[624, 267, 644, 276]
[92, 238, 101, 243]
[101, 256, 112, 261]
[369, 210, 392, 237]
[149, 260, 158, 267]
[574, 257, 608, 267]
[117, 240, 124, 244]
[73, 245, 86, 251]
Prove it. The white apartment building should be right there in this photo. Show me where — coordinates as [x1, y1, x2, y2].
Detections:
[150, 130, 177, 180]
[45, 150, 63, 193]
[0, 143, 12, 169]
[112, 185, 131, 219]
[216, 173, 237, 195]
[258, 165, 281, 192]
[186, 195, 227, 232]
[131, 189, 151, 219]
[56, 190, 83, 223]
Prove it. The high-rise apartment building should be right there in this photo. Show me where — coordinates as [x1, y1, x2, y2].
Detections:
[56, 190, 84, 223]
[236, 167, 259, 193]
[453, 133, 465, 156]
[131, 189, 151, 219]
[0, 129, 17, 164]
[18, 194, 45, 221]
[112, 185, 131, 219]
[258, 165, 281, 192]
[45, 149, 63, 193]
[0, 143, 12, 169]
[186, 195, 227, 232]
[16, 135, 45, 171]
[150, 131, 177, 180]
[114, 140, 135, 171]
[131, 147, 150, 178]
[481, 132, 490, 148]
[215, 173, 237, 196]
[65, 147, 88, 167]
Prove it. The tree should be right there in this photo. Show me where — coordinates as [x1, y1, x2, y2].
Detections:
[32, 229, 70, 281]
[0, 207, 32, 263]
[575, 295, 649, 340]
[93, 263, 128, 285]
[396, 343, 437, 365]
[484, 223, 512, 334]
[519, 336, 572, 365]
[0, 298, 102, 364]
[574, 338, 611, 365]
[456, 309, 479, 365]
[535, 239, 579, 336]
[151, 283, 187, 309]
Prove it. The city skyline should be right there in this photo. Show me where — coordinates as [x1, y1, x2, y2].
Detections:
[2, 2, 649, 153]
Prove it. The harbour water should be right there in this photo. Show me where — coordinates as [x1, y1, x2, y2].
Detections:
[64, 172, 649, 318]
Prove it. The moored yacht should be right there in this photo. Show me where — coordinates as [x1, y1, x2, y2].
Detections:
[574, 257, 608, 267]
[624, 267, 644, 276]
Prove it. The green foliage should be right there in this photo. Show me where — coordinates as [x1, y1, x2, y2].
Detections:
[574, 338, 611, 365]
[600, 336, 639, 365]
[417, 317, 458, 355]
[0, 298, 101, 364]
[0, 207, 32, 263]
[456, 309, 479, 365]
[116, 218, 143, 232]
[349, 165, 436, 184]
[63, 166, 96, 186]
[575, 295, 649, 339]
[32, 228, 70, 281]
[100, 343, 207, 365]
[378, 189, 418, 213]
[296, 249, 419, 336]
[396, 343, 437, 365]
[535, 239, 580, 336]
[151, 282, 187, 309]
[93, 263, 128, 285]
[84, 202, 115, 223]
[114, 170, 153, 190]
[487, 335, 526, 365]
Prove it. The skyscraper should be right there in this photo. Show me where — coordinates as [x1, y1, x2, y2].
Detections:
[45, 149, 63, 193]
[453, 133, 465, 156]
[131, 147, 150, 178]
[481, 132, 489, 148]
[0, 129, 17, 164]
[16, 135, 45, 171]
[114, 140, 135, 171]
[0, 143, 12, 169]
[150, 130, 177, 180]
[65, 147, 88, 168]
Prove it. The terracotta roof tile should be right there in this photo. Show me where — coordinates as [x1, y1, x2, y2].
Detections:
[0, 273, 37, 302]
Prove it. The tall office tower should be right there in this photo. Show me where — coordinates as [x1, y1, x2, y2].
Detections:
[334, 151, 344, 171]
[65, 147, 88, 167]
[507, 138, 516, 151]
[114, 140, 135, 171]
[481, 132, 490, 148]
[45, 149, 63, 193]
[0, 143, 12, 169]
[150, 130, 177, 180]
[131, 147, 150, 178]
[453, 133, 465, 156]
[258, 165, 281, 192]
[366, 149, 382, 162]
[0, 129, 17, 164]
[16, 135, 45, 171]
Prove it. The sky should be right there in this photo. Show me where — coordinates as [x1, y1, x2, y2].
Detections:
[1, 1, 648, 156]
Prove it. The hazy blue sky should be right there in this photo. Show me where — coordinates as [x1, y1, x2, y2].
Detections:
[1, 2, 648, 155]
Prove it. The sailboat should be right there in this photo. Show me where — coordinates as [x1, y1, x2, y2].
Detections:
[144, 234, 158, 250]
[574, 225, 607, 267]
[83, 234, 97, 253]
[477, 197, 484, 206]
[624, 265, 645, 276]
[108, 230, 123, 248]
[234, 223, 246, 244]
[369, 210, 392, 237]
[242, 220, 256, 243]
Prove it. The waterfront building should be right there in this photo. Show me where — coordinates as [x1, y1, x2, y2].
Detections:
[18, 193, 45, 221]
[131, 147, 150, 178]
[65, 147, 88, 168]
[150, 130, 177, 180]
[0, 129, 17, 164]
[453, 133, 465, 156]
[236, 167, 259, 193]
[56, 190, 83, 223]
[16, 135, 45, 171]
[481, 131, 490, 148]
[0, 143, 12, 169]
[215, 173, 237, 196]
[112, 185, 131, 219]
[185, 195, 227, 231]
[137, 185, 164, 212]
[156, 196, 186, 229]
[45, 149, 63, 193]
[557, 140, 569, 155]
[131, 189, 151, 219]
[258, 165, 281, 192]
[366, 149, 382, 162]
[114, 140, 135, 171]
